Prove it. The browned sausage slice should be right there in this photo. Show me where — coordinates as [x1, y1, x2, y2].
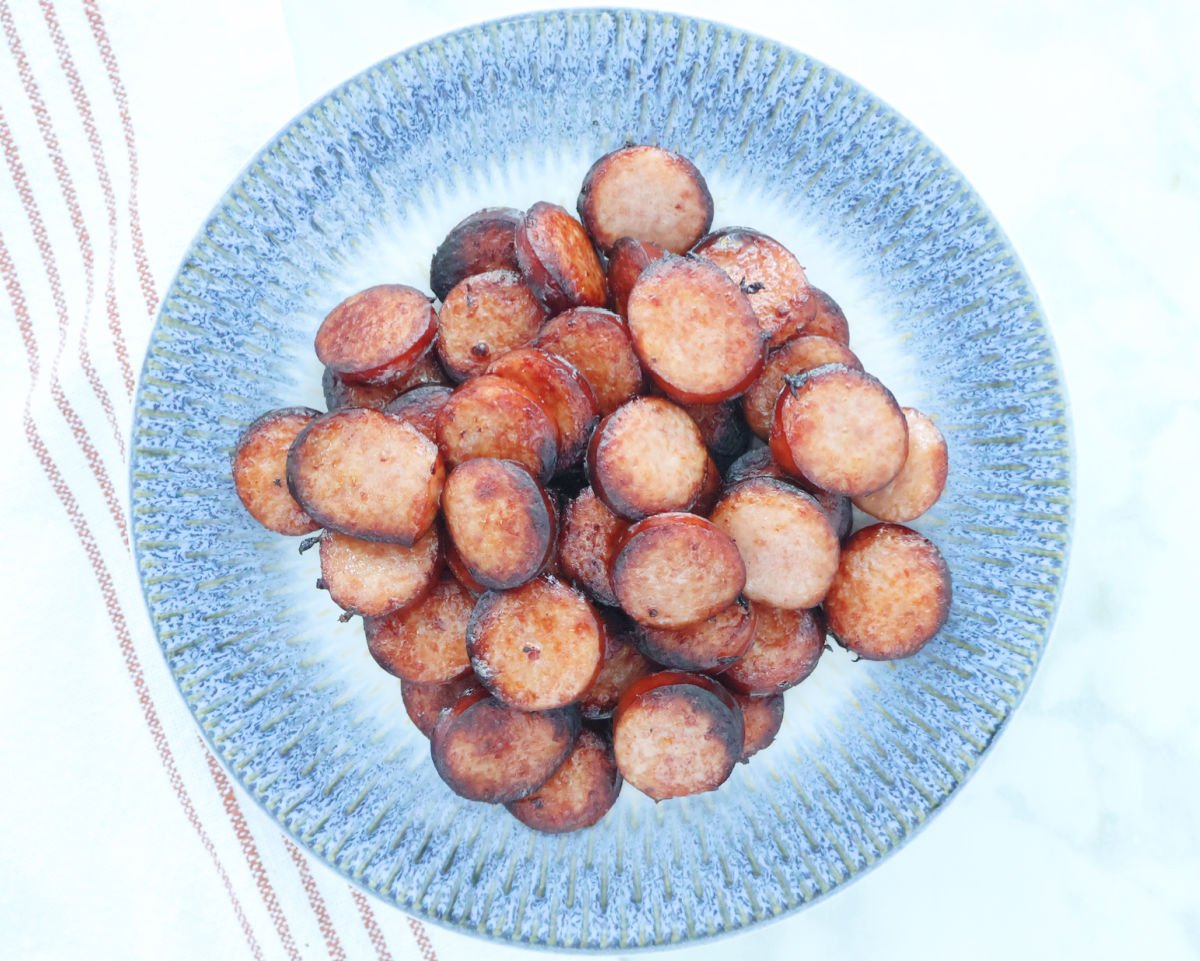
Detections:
[587, 397, 708, 520]
[692, 228, 815, 347]
[742, 335, 863, 440]
[611, 513, 745, 628]
[515, 201, 607, 313]
[770, 364, 908, 497]
[852, 408, 948, 522]
[507, 728, 622, 832]
[606, 237, 665, 318]
[578, 613, 656, 720]
[535, 307, 644, 415]
[442, 458, 556, 591]
[314, 284, 438, 385]
[691, 454, 723, 518]
[321, 368, 404, 411]
[318, 527, 441, 618]
[429, 207, 522, 301]
[435, 374, 558, 483]
[382, 385, 453, 442]
[232, 407, 321, 535]
[443, 537, 486, 597]
[683, 400, 751, 468]
[733, 691, 785, 762]
[626, 255, 765, 404]
[612, 671, 743, 800]
[467, 575, 604, 711]
[578, 146, 714, 254]
[724, 448, 852, 540]
[818, 489, 854, 543]
[431, 689, 580, 803]
[824, 523, 952, 660]
[487, 348, 599, 471]
[434, 269, 546, 382]
[557, 487, 628, 607]
[724, 446, 789, 486]
[364, 575, 473, 682]
[710, 477, 839, 610]
[401, 672, 480, 738]
[287, 408, 444, 545]
[722, 605, 825, 695]
[801, 286, 850, 345]
[635, 596, 756, 674]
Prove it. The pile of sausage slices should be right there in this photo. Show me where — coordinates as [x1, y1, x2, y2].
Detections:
[232, 146, 952, 833]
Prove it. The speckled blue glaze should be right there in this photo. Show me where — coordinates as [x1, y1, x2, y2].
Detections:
[130, 10, 1072, 951]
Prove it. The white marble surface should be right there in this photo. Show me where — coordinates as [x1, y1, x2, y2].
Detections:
[2, 0, 1198, 958]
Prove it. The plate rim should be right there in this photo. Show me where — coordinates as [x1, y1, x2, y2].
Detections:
[128, 7, 1076, 950]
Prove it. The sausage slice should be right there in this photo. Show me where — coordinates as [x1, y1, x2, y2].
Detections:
[710, 477, 839, 610]
[431, 689, 580, 803]
[287, 408, 443, 545]
[435, 374, 558, 483]
[442, 458, 556, 591]
[232, 407, 321, 535]
[487, 348, 599, 471]
[611, 513, 745, 628]
[613, 671, 743, 801]
[382, 385, 453, 442]
[722, 605, 825, 695]
[578, 613, 656, 720]
[742, 335, 863, 440]
[802, 286, 850, 345]
[435, 270, 546, 382]
[824, 524, 952, 660]
[467, 575, 605, 711]
[321, 368, 404, 412]
[401, 672, 480, 738]
[515, 201, 607, 313]
[318, 527, 441, 618]
[724, 448, 852, 541]
[443, 536, 486, 598]
[557, 487, 628, 607]
[577, 146, 714, 254]
[733, 691, 785, 762]
[364, 575, 473, 683]
[314, 284, 438, 385]
[725, 446, 790, 486]
[691, 454, 723, 518]
[635, 595, 756, 673]
[429, 207, 522, 301]
[692, 228, 815, 347]
[683, 400, 751, 468]
[770, 364, 908, 497]
[606, 237, 665, 318]
[626, 256, 765, 404]
[535, 307, 644, 415]
[507, 728, 622, 833]
[852, 408, 949, 522]
[587, 397, 708, 520]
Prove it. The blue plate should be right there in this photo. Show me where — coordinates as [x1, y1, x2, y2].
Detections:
[130, 9, 1073, 950]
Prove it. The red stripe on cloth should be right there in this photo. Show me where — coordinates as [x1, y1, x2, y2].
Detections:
[79, 0, 157, 318]
[0, 3, 127, 456]
[284, 839, 348, 961]
[205, 751, 304, 961]
[0, 104, 129, 546]
[38, 0, 137, 397]
[407, 917, 439, 961]
[1, 230, 267, 961]
[77, 8, 444, 958]
[349, 889, 396, 961]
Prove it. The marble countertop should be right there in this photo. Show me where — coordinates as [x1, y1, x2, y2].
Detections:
[1, 1, 1196, 958]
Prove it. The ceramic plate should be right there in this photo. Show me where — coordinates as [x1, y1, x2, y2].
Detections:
[130, 9, 1073, 950]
